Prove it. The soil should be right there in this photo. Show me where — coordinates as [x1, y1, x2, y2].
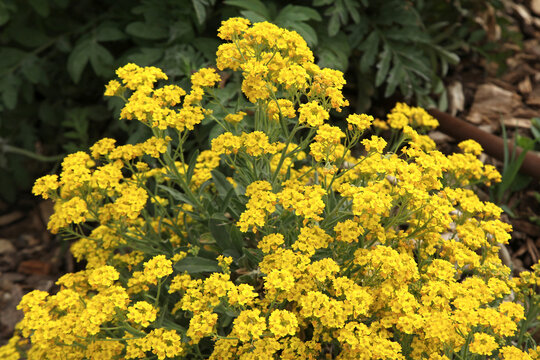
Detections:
[1, 0, 540, 346]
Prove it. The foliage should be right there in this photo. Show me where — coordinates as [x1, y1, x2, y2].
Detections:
[489, 121, 537, 215]
[0, 0, 512, 202]
[1, 18, 539, 360]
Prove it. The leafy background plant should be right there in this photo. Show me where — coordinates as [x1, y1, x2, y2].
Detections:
[0, 0, 512, 202]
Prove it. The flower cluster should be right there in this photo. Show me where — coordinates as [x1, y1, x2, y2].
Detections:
[3, 17, 540, 360]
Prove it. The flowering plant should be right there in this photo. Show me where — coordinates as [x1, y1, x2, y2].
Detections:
[2, 18, 540, 360]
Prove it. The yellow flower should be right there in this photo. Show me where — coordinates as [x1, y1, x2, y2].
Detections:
[346, 113, 373, 131]
[469, 333, 498, 356]
[225, 111, 246, 124]
[268, 309, 298, 338]
[187, 311, 218, 344]
[218, 17, 251, 40]
[191, 68, 222, 88]
[127, 301, 158, 327]
[298, 101, 328, 127]
[458, 139, 483, 156]
[232, 309, 266, 342]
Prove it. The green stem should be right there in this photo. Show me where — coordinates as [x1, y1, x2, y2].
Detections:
[2, 144, 64, 162]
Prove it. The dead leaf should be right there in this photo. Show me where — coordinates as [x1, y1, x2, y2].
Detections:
[503, 118, 533, 128]
[518, 76, 533, 94]
[527, 238, 539, 264]
[467, 83, 522, 124]
[0, 212, 24, 227]
[513, 3, 533, 25]
[532, 0, 540, 16]
[447, 81, 465, 116]
[17, 260, 51, 276]
[527, 84, 540, 105]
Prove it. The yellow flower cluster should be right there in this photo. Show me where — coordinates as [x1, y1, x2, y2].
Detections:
[5, 17, 540, 360]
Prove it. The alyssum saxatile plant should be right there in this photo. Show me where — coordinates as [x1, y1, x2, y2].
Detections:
[1, 17, 539, 360]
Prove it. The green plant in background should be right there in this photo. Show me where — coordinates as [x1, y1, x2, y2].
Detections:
[0, 0, 220, 202]
[0, 0, 514, 203]
[489, 119, 540, 217]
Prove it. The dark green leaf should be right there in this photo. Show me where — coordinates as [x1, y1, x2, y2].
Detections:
[2, 88, 17, 109]
[96, 24, 125, 42]
[286, 22, 318, 47]
[21, 57, 46, 84]
[158, 185, 194, 207]
[375, 47, 391, 87]
[275, 5, 322, 23]
[208, 218, 238, 256]
[0, 2, 10, 26]
[327, 13, 340, 37]
[193, 38, 220, 62]
[126, 22, 168, 40]
[313, 0, 332, 5]
[344, 0, 361, 23]
[359, 32, 379, 73]
[239, 10, 268, 23]
[225, 0, 270, 19]
[126, 47, 164, 66]
[192, 0, 207, 24]
[89, 43, 114, 77]
[67, 39, 91, 83]
[384, 61, 404, 97]
[0, 48, 26, 69]
[229, 226, 245, 255]
[28, 0, 50, 17]
[174, 256, 221, 273]
[212, 170, 233, 199]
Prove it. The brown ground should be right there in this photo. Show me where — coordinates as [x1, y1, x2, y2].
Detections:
[1, 1, 540, 346]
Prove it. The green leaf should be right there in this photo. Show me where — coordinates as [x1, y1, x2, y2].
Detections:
[359, 32, 379, 73]
[21, 58, 46, 84]
[225, 0, 270, 19]
[126, 47, 164, 66]
[67, 39, 91, 83]
[193, 37, 220, 61]
[0, 47, 26, 69]
[28, 0, 50, 17]
[375, 47, 391, 87]
[126, 22, 168, 40]
[313, 0, 332, 5]
[0, 2, 11, 26]
[229, 226, 245, 255]
[286, 22, 318, 47]
[531, 117, 540, 130]
[174, 256, 221, 273]
[96, 24, 125, 42]
[239, 10, 268, 23]
[208, 218, 239, 256]
[89, 43, 114, 77]
[344, 0, 361, 23]
[158, 185, 194, 207]
[9, 26, 51, 48]
[384, 61, 404, 97]
[192, 0, 207, 25]
[327, 13, 341, 37]
[317, 33, 350, 71]
[186, 149, 200, 183]
[2, 88, 17, 109]
[212, 170, 233, 199]
[275, 5, 322, 23]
